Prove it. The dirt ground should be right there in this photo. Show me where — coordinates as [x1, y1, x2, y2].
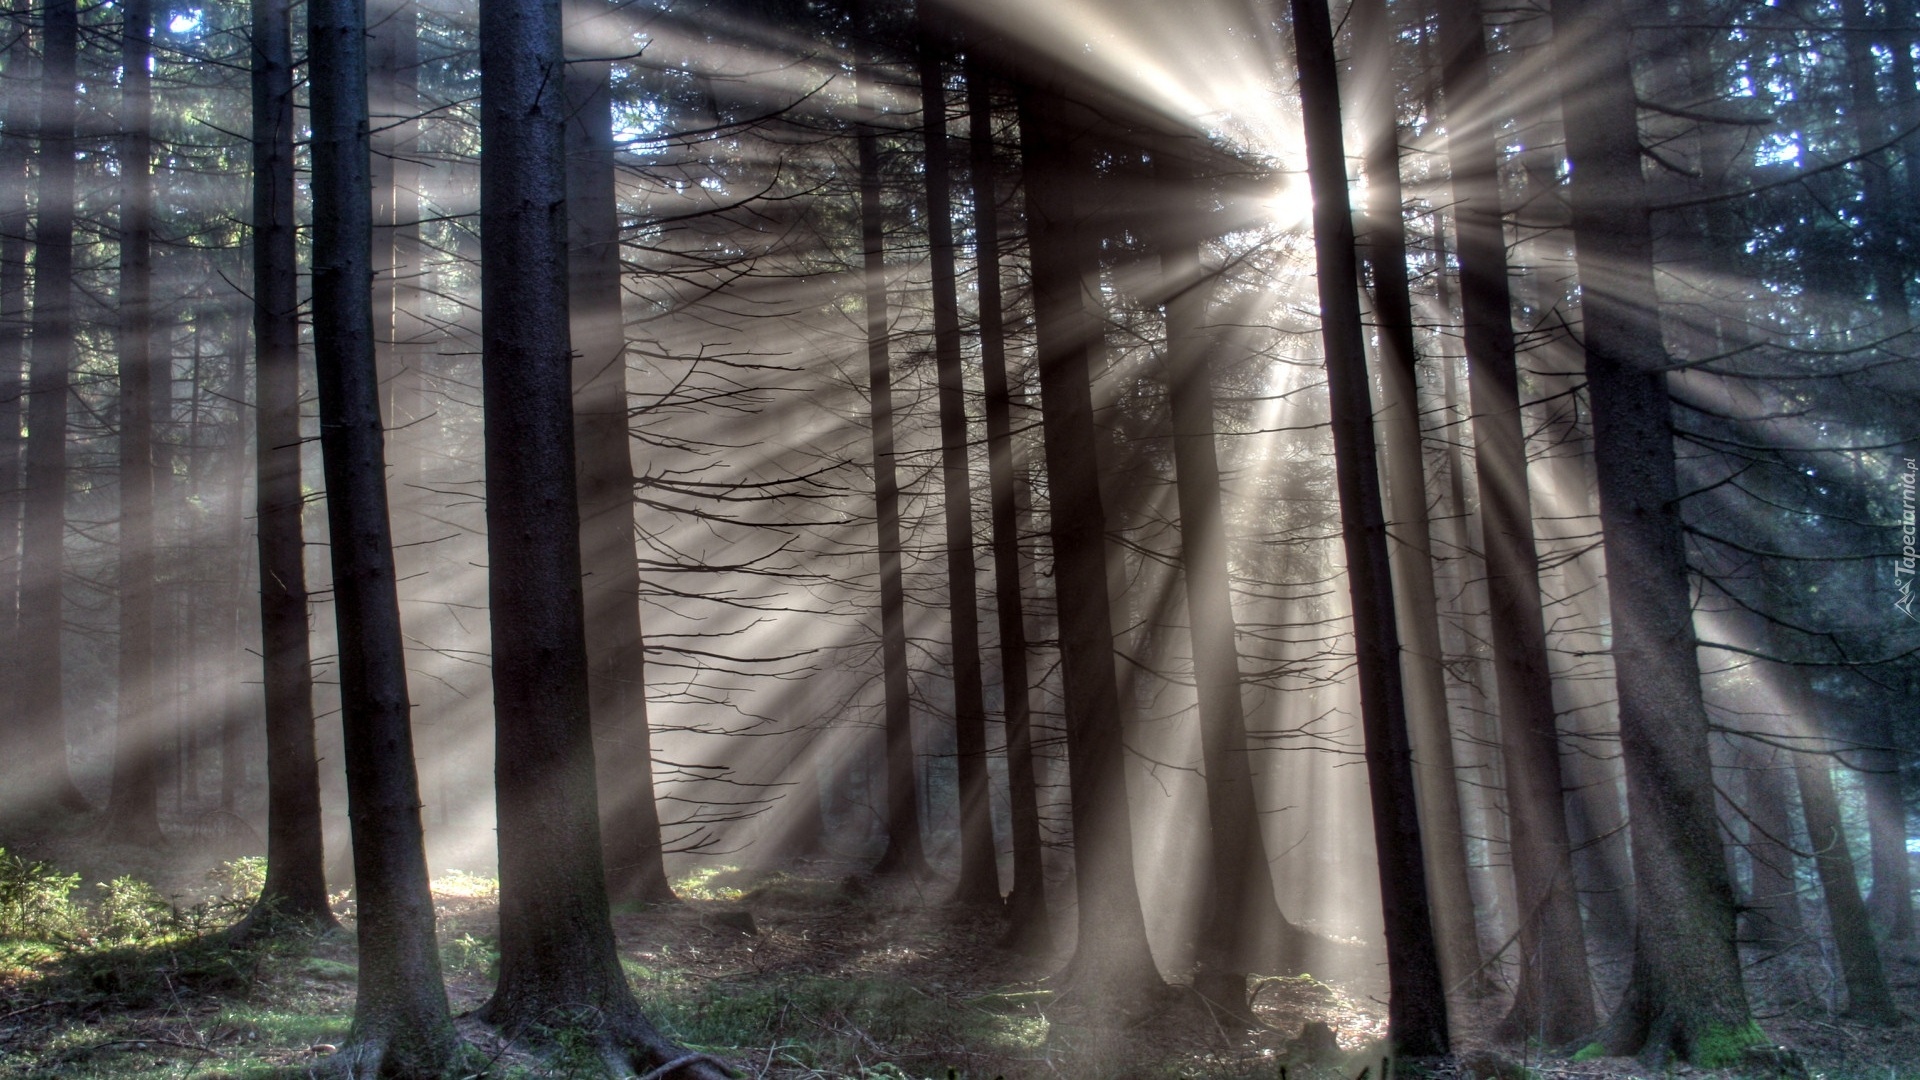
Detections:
[1, 836, 1916, 1078]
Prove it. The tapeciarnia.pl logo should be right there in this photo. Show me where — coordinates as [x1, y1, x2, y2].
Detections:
[1898, 457, 1917, 621]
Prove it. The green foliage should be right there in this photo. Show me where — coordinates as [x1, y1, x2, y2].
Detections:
[633, 974, 1045, 1070]
[1569, 1041, 1605, 1062]
[297, 956, 359, 982]
[443, 931, 499, 979]
[1690, 1020, 1766, 1068]
[207, 855, 267, 900]
[741, 871, 844, 907]
[92, 877, 174, 944]
[431, 869, 500, 899]
[0, 849, 85, 942]
[672, 864, 748, 902]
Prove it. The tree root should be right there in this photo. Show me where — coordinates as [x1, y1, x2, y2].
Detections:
[304, 1025, 462, 1078]
[477, 1006, 737, 1080]
[587, 1021, 736, 1080]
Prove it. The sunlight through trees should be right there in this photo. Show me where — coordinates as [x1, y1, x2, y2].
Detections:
[1, 0, 1916, 1074]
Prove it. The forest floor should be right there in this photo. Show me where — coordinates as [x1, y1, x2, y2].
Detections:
[0, 831, 1916, 1079]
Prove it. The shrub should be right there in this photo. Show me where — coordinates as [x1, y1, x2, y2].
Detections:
[0, 849, 84, 942]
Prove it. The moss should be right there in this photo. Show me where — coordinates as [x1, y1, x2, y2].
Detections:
[1569, 1042, 1606, 1062]
[1690, 1020, 1765, 1068]
[298, 956, 359, 982]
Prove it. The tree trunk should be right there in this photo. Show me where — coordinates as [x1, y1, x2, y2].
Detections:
[1148, 142, 1295, 1021]
[1792, 745, 1898, 1023]
[857, 62, 928, 880]
[1353, 0, 1486, 1002]
[918, 33, 997, 907]
[103, 0, 166, 847]
[1862, 724, 1912, 939]
[1432, 212, 1522, 967]
[0, 0, 34, 806]
[1289, 0, 1450, 1055]
[1840, 0, 1911, 335]
[17, 0, 89, 814]
[967, 58, 1050, 951]
[233, 0, 338, 939]
[1737, 738, 1804, 951]
[473, 4, 727, 1073]
[308, 0, 454, 1069]
[1434, 0, 1595, 1042]
[219, 315, 250, 815]
[1555, 0, 1754, 1061]
[1016, 81, 1165, 1013]
[565, 6, 676, 907]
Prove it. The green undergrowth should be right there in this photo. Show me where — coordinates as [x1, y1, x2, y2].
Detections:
[630, 973, 1048, 1073]
[1691, 1019, 1768, 1068]
[9, 852, 1900, 1079]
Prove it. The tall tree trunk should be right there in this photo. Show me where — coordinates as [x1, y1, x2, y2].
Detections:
[18, 0, 89, 814]
[858, 63, 928, 880]
[1434, 0, 1595, 1041]
[473, 3, 726, 1073]
[1840, 0, 1910, 335]
[233, 0, 337, 938]
[369, 0, 410, 421]
[565, 5, 675, 907]
[1555, 0, 1754, 1061]
[103, 0, 166, 846]
[219, 315, 250, 815]
[1737, 737, 1804, 951]
[1862, 719, 1912, 939]
[307, 0, 453, 1069]
[370, 0, 426, 511]
[1149, 142, 1293, 1021]
[0, 0, 33, 796]
[1289, 0, 1450, 1055]
[1432, 209, 1522, 964]
[1353, 0, 1486, 1002]
[1838, 0, 1917, 944]
[1016, 81, 1164, 1013]
[153, 328, 181, 817]
[1792, 749, 1897, 1022]
[918, 32, 997, 907]
[967, 58, 1050, 950]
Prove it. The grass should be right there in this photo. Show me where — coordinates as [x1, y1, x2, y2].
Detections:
[7, 851, 1913, 1079]
[635, 973, 1048, 1070]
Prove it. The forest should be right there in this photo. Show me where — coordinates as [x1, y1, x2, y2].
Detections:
[0, 0, 1916, 1075]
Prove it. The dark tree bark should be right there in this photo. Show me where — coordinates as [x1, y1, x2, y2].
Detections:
[233, 0, 338, 938]
[857, 62, 928, 880]
[1288, 0, 1449, 1054]
[918, 32, 997, 907]
[219, 315, 251, 815]
[103, 0, 166, 847]
[369, 0, 415, 420]
[307, 0, 454, 1070]
[1736, 739, 1804, 950]
[966, 59, 1050, 950]
[1840, 0, 1911, 334]
[565, 5, 676, 907]
[0, 0, 33, 797]
[1834, 8, 1914, 937]
[1434, 0, 1595, 1041]
[474, 3, 727, 1075]
[1793, 747, 1898, 1023]
[17, 0, 89, 814]
[1016, 82, 1165, 1013]
[1352, 0, 1485, 1001]
[1555, 0, 1755, 1061]
[1862, 721, 1912, 939]
[1430, 215, 1523, 959]
[1147, 142, 1295, 1020]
